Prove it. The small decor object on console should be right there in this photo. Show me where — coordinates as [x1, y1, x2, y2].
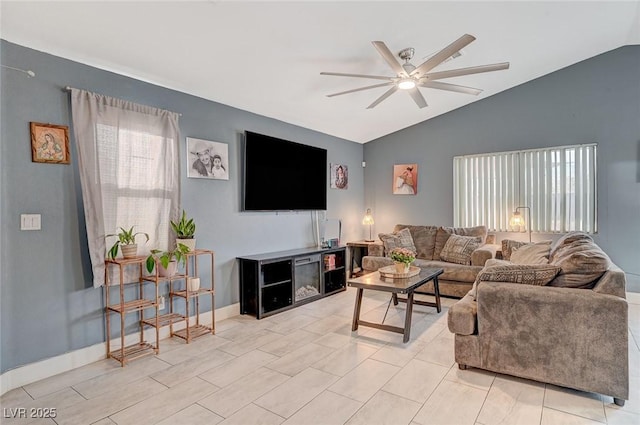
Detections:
[389, 247, 416, 274]
[30, 122, 70, 164]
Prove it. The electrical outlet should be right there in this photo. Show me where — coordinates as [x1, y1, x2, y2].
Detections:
[158, 296, 165, 310]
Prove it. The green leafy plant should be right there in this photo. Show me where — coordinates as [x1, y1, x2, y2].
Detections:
[170, 210, 195, 239]
[106, 226, 149, 260]
[389, 247, 416, 265]
[145, 242, 190, 274]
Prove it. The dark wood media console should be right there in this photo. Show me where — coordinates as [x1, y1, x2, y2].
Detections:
[238, 246, 346, 319]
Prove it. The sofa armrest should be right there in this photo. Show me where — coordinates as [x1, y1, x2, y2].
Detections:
[476, 282, 629, 399]
[471, 244, 499, 266]
[448, 293, 477, 335]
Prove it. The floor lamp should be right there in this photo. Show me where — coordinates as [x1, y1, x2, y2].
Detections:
[362, 209, 375, 242]
[510, 206, 532, 242]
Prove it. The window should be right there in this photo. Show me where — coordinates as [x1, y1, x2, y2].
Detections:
[71, 89, 180, 287]
[453, 144, 597, 234]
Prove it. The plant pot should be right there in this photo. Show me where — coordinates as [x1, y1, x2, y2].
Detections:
[187, 277, 200, 291]
[158, 260, 178, 277]
[121, 244, 138, 259]
[178, 238, 196, 252]
[394, 262, 410, 274]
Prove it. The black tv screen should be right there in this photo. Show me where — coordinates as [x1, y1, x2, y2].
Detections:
[243, 131, 327, 211]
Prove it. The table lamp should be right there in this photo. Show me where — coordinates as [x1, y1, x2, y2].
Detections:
[362, 208, 375, 242]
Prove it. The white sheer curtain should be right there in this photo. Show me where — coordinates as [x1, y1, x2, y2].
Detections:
[454, 144, 597, 234]
[71, 89, 180, 287]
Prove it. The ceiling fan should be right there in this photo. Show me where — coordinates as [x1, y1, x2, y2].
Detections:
[320, 34, 509, 109]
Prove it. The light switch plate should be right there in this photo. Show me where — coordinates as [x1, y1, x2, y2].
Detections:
[21, 214, 41, 230]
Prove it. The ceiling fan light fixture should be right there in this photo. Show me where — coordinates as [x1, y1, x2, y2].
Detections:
[397, 78, 416, 90]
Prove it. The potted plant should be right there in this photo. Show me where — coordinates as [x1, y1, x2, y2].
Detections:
[389, 247, 416, 274]
[145, 242, 190, 277]
[106, 226, 149, 259]
[171, 210, 196, 251]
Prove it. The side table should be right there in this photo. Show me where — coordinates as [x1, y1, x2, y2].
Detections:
[346, 240, 382, 278]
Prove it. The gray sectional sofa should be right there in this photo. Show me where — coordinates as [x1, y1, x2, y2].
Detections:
[362, 224, 499, 298]
[447, 232, 629, 405]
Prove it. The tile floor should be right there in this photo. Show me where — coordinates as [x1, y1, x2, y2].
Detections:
[2, 288, 639, 425]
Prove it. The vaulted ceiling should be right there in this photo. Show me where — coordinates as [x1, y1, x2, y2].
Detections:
[2, 1, 639, 143]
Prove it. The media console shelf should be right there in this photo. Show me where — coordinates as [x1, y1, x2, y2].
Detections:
[238, 246, 346, 319]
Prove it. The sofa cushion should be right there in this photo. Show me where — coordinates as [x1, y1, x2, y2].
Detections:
[549, 237, 610, 289]
[440, 234, 482, 265]
[434, 226, 487, 259]
[510, 241, 552, 265]
[394, 224, 438, 260]
[378, 228, 416, 256]
[549, 231, 594, 260]
[413, 259, 481, 283]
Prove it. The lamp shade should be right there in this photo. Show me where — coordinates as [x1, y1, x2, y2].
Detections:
[510, 211, 524, 227]
[362, 209, 374, 225]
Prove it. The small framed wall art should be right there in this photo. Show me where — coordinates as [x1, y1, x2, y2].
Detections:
[393, 163, 418, 195]
[186, 137, 229, 180]
[330, 163, 348, 189]
[30, 122, 70, 164]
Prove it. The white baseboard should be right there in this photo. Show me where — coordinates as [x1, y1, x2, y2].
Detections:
[0, 303, 239, 396]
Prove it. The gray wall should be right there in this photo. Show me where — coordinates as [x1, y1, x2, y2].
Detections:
[364, 45, 640, 276]
[0, 40, 364, 372]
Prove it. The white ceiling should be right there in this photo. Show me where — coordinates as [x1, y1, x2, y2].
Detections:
[2, 1, 639, 143]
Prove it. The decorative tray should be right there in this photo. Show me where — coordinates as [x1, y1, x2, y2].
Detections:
[379, 265, 421, 279]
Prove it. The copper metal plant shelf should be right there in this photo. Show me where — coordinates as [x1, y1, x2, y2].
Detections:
[106, 298, 154, 314]
[143, 313, 185, 328]
[108, 342, 156, 364]
[172, 324, 214, 341]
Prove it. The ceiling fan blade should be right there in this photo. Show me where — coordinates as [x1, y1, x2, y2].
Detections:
[410, 34, 476, 77]
[419, 81, 483, 95]
[366, 86, 398, 109]
[326, 82, 395, 97]
[320, 71, 393, 81]
[407, 87, 428, 108]
[372, 41, 408, 77]
[425, 62, 510, 80]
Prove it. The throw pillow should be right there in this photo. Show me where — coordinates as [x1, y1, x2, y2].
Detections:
[548, 238, 610, 289]
[500, 239, 529, 261]
[510, 241, 552, 265]
[434, 225, 487, 260]
[379, 228, 417, 257]
[439, 234, 482, 265]
[470, 264, 561, 300]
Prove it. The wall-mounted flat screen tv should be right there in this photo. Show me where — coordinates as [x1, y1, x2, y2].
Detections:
[243, 131, 327, 211]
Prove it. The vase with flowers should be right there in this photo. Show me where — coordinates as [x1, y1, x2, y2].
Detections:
[389, 247, 416, 274]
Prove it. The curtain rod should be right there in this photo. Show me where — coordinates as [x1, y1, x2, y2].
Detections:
[63, 86, 182, 116]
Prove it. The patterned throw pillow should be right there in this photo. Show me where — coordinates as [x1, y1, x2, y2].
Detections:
[479, 264, 561, 286]
[378, 228, 417, 257]
[439, 234, 482, 265]
[470, 264, 561, 300]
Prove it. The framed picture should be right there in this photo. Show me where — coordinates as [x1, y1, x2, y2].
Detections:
[30, 122, 70, 164]
[186, 137, 229, 180]
[393, 163, 418, 195]
[330, 163, 348, 189]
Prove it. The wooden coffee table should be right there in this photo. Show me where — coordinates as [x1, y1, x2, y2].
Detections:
[348, 267, 443, 343]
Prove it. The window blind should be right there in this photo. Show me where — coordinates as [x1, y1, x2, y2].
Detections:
[453, 144, 597, 234]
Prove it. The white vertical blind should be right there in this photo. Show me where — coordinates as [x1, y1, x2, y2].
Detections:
[454, 144, 597, 234]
